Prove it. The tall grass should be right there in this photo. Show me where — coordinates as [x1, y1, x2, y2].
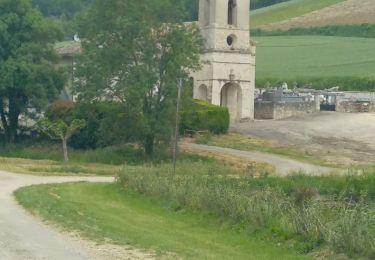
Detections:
[0, 139, 155, 165]
[117, 163, 375, 258]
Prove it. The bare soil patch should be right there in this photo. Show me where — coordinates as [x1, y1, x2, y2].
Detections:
[233, 112, 375, 166]
[261, 0, 375, 31]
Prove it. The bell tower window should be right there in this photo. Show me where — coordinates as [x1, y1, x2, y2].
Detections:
[228, 0, 237, 26]
[204, 0, 210, 26]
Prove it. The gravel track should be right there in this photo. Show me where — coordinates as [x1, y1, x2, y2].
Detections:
[184, 143, 333, 175]
[0, 171, 153, 260]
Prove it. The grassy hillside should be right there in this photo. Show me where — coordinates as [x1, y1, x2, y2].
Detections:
[255, 36, 375, 85]
[250, 0, 345, 28]
[252, 0, 375, 31]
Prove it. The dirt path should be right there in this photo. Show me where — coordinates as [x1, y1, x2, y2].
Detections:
[184, 143, 333, 175]
[0, 171, 153, 260]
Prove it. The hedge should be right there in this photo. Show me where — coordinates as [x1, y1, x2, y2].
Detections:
[181, 99, 229, 134]
[251, 24, 375, 38]
[256, 76, 375, 92]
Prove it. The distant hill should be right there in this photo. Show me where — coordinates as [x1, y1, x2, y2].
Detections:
[251, 0, 375, 30]
[250, 0, 344, 28]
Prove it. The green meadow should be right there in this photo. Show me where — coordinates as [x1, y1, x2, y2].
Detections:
[254, 36, 375, 80]
[16, 183, 307, 260]
[250, 0, 345, 28]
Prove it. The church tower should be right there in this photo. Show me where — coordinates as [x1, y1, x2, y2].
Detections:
[192, 0, 256, 121]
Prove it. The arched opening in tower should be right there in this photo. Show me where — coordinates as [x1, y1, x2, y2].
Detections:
[221, 83, 242, 121]
[228, 0, 237, 26]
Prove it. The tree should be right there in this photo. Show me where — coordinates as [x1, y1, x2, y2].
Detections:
[75, 0, 203, 159]
[31, 0, 93, 18]
[36, 118, 85, 162]
[0, 0, 65, 143]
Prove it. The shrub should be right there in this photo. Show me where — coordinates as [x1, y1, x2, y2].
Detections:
[256, 76, 375, 92]
[181, 99, 230, 134]
[251, 24, 375, 38]
[45, 100, 75, 122]
[69, 102, 145, 149]
[117, 164, 375, 258]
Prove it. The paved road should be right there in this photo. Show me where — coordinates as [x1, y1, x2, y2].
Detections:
[0, 171, 117, 260]
[184, 143, 334, 175]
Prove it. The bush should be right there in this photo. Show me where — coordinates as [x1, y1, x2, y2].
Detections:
[69, 102, 142, 149]
[45, 100, 75, 122]
[256, 76, 375, 92]
[181, 99, 229, 134]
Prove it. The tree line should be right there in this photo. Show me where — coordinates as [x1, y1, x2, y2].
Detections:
[1, 0, 203, 161]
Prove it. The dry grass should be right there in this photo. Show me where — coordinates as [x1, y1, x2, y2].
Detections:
[181, 146, 275, 176]
[194, 133, 331, 167]
[0, 156, 121, 176]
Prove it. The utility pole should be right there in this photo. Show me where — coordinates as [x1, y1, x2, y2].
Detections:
[173, 79, 182, 173]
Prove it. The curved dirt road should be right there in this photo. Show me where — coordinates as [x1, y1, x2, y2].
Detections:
[0, 171, 153, 260]
[184, 143, 333, 175]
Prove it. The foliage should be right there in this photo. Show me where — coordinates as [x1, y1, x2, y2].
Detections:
[254, 36, 375, 90]
[181, 100, 229, 134]
[75, 0, 203, 158]
[0, 0, 65, 143]
[250, 0, 345, 28]
[256, 76, 375, 92]
[45, 100, 75, 122]
[36, 118, 86, 161]
[31, 0, 92, 18]
[117, 164, 375, 258]
[68, 102, 142, 149]
[252, 24, 375, 38]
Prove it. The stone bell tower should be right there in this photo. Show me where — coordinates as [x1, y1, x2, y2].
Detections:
[192, 0, 256, 121]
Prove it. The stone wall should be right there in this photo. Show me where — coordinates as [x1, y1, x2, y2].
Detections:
[336, 91, 375, 113]
[336, 101, 375, 113]
[255, 101, 318, 120]
[339, 91, 375, 102]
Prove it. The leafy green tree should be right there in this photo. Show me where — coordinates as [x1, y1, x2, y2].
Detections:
[36, 118, 86, 162]
[31, 0, 93, 18]
[0, 0, 65, 143]
[75, 0, 203, 158]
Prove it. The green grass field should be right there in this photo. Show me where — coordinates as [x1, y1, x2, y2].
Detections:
[250, 0, 345, 28]
[255, 36, 375, 80]
[15, 183, 307, 260]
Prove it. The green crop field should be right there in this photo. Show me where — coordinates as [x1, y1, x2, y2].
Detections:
[250, 0, 345, 28]
[254, 36, 375, 80]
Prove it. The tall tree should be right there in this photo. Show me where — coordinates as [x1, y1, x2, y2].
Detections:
[0, 0, 65, 143]
[31, 0, 93, 18]
[75, 0, 203, 158]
